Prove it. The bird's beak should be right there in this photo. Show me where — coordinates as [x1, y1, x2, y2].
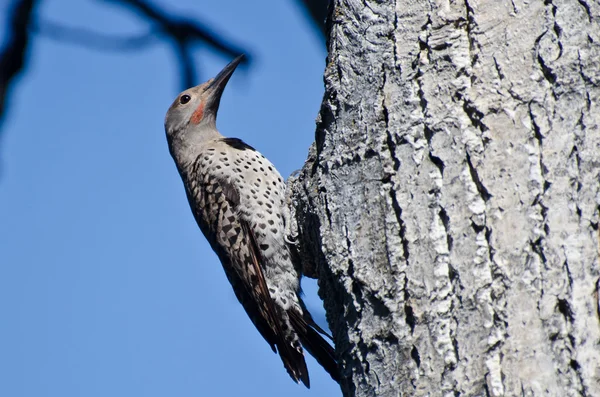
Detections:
[204, 54, 244, 113]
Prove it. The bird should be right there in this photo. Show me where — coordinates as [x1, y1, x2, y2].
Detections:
[164, 55, 339, 387]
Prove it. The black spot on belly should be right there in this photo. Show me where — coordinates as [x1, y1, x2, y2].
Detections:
[259, 244, 269, 251]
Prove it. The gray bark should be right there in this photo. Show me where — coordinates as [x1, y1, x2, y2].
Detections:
[288, 0, 600, 396]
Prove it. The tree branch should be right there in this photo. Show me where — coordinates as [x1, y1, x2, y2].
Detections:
[103, 0, 251, 89]
[0, 0, 37, 131]
[295, 0, 328, 38]
[32, 19, 157, 52]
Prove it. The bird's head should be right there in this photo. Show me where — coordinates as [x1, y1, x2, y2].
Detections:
[164, 55, 244, 142]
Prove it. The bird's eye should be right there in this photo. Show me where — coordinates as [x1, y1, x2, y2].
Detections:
[180, 94, 191, 104]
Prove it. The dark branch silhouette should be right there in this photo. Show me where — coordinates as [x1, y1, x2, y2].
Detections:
[0, 0, 326, 151]
[0, 0, 37, 132]
[295, 0, 327, 38]
[32, 19, 157, 52]
[103, 0, 251, 89]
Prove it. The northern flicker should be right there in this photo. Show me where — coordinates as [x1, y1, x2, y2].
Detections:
[164, 55, 339, 387]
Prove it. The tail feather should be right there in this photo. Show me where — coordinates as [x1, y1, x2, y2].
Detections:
[300, 305, 333, 341]
[289, 309, 340, 383]
[277, 332, 310, 388]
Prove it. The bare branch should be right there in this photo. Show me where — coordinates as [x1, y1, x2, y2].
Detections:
[0, 0, 37, 131]
[103, 0, 251, 89]
[295, 0, 328, 38]
[174, 40, 196, 90]
[32, 19, 157, 52]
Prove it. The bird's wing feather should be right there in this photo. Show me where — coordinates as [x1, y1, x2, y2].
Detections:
[183, 172, 277, 351]
[241, 219, 309, 386]
[183, 163, 309, 385]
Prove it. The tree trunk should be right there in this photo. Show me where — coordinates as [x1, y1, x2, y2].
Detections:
[288, 0, 600, 396]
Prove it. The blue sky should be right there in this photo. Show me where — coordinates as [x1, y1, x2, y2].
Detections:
[0, 1, 339, 395]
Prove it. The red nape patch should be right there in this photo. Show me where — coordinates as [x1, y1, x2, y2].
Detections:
[190, 102, 205, 124]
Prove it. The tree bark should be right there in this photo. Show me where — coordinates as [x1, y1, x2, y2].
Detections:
[288, 0, 600, 396]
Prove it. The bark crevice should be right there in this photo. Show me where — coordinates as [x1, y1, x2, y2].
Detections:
[288, 0, 600, 395]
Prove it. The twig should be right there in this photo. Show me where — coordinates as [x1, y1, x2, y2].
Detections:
[104, 0, 251, 89]
[32, 19, 157, 52]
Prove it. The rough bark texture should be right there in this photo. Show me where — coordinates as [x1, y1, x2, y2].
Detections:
[288, 0, 600, 396]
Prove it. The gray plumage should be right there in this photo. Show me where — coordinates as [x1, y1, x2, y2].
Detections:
[163, 55, 338, 387]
